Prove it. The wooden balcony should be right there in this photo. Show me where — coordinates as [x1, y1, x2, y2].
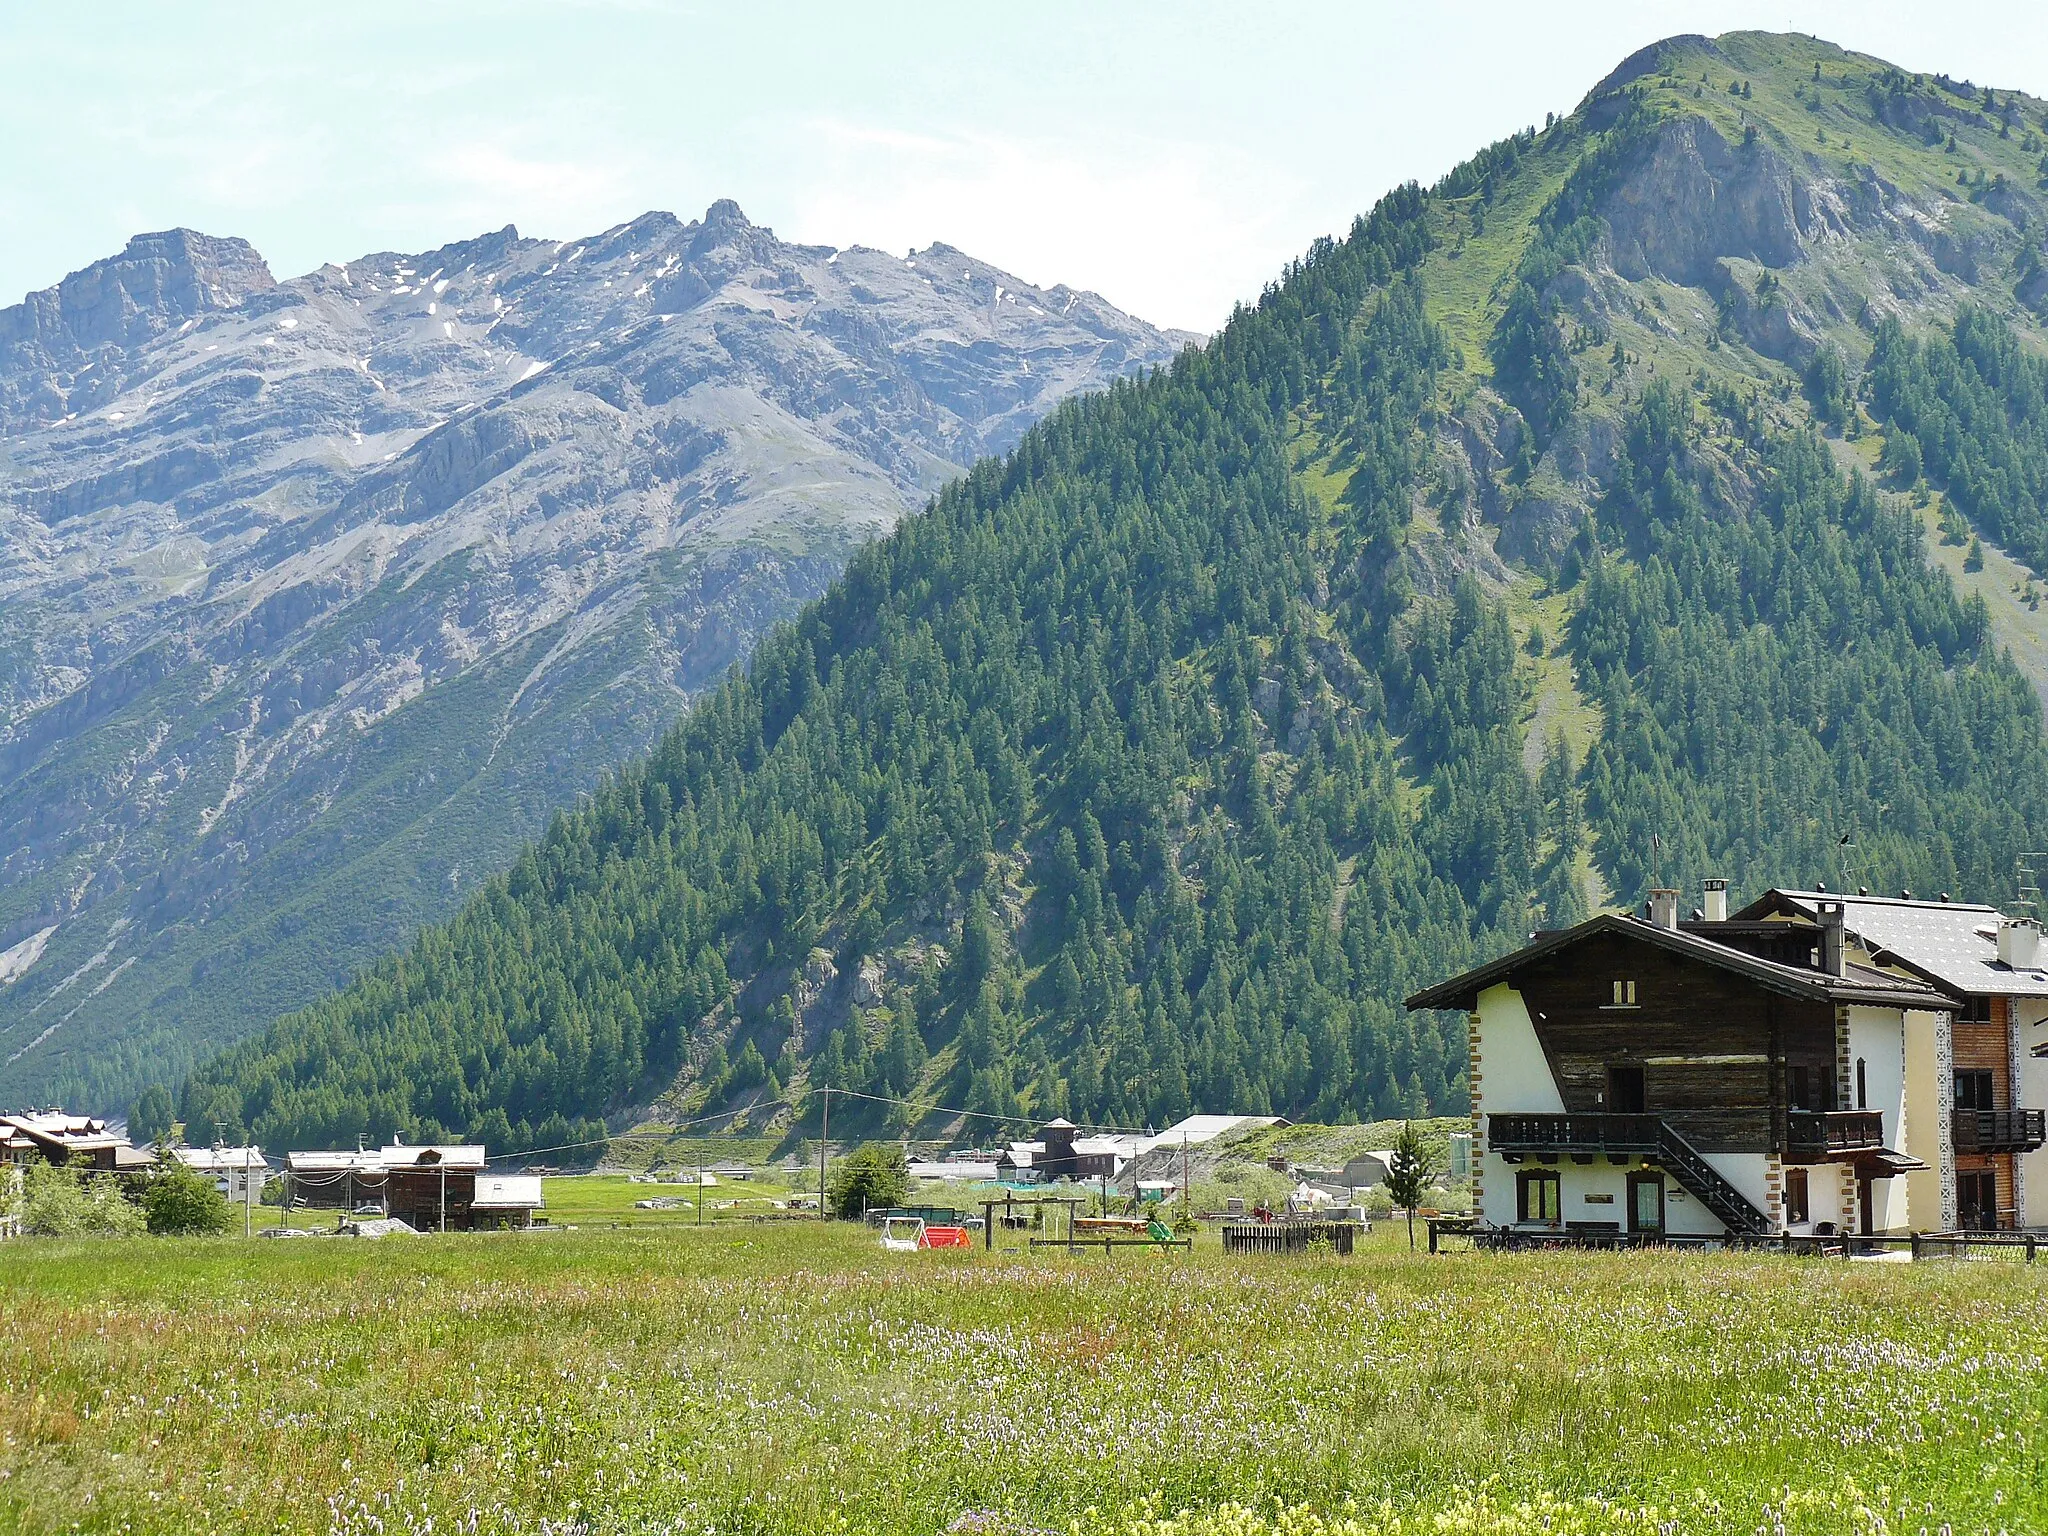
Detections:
[1486, 1112, 1660, 1155]
[1951, 1109, 2047, 1154]
[1785, 1110, 1886, 1160]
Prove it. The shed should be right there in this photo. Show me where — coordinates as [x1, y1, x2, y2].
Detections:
[470, 1174, 545, 1228]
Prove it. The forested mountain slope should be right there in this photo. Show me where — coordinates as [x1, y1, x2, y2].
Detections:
[183, 32, 2048, 1151]
[0, 204, 1185, 1113]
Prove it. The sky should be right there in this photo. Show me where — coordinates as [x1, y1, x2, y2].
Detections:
[4, 2, 2048, 335]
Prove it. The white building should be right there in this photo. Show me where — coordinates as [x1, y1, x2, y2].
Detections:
[1407, 888, 1951, 1241]
[173, 1145, 270, 1203]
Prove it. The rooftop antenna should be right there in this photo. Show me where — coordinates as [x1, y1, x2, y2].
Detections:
[2013, 853, 2048, 919]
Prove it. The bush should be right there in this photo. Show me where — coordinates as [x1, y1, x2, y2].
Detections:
[827, 1142, 909, 1218]
[23, 1164, 146, 1237]
[143, 1162, 235, 1236]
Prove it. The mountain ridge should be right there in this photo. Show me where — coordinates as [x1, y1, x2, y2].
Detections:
[0, 201, 1190, 1110]
[175, 31, 2048, 1153]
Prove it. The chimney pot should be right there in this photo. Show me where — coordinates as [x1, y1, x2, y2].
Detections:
[1702, 878, 1729, 923]
[1818, 901, 1846, 977]
[1648, 888, 1680, 930]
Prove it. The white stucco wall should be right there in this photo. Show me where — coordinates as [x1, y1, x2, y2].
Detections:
[2019, 999, 2048, 1228]
[1779, 1162, 1852, 1236]
[1474, 983, 1563, 1230]
[1847, 1005, 1911, 1232]
[1900, 1008, 1952, 1233]
[1474, 983, 1564, 1113]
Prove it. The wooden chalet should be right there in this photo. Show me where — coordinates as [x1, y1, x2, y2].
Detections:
[0, 1110, 151, 1173]
[1408, 886, 1953, 1241]
[380, 1144, 489, 1231]
[285, 1149, 389, 1210]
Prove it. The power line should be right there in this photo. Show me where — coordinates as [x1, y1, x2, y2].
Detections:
[291, 1085, 1170, 1172]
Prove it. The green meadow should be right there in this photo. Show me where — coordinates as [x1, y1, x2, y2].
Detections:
[2, 1223, 2043, 1535]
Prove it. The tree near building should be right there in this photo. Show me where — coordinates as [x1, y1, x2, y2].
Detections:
[827, 1142, 910, 1219]
[1385, 1120, 1432, 1251]
[22, 1164, 146, 1237]
[143, 1161, 235, 1236]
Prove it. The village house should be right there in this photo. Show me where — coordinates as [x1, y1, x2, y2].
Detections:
[281, 1143, 544, 1229]
[378, 1144, 545, 1231]
[172, 1145, 271, 1203]
[1408, 882, 2048, 1241]
[0, 1110, 153, 1173]
[1409, 886, 1943, 1240]
[1733, 889, 2048, 1230]
[285, 1148, 389, 1210]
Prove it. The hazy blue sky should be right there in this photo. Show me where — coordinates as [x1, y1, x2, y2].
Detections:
[6, 2, 2047, 332]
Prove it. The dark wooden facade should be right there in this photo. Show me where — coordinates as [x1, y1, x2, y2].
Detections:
[386, 1168, 477, 1231]
[1509, 930, 1842, 1157]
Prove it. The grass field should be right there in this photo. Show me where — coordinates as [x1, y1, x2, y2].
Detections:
[3, 1223, 2044, 1535]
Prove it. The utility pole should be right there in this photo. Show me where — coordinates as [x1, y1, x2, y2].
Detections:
[1182, 1132, 1190, 1223]
[818, 1085, 830, 1221]
[696, 1158, 703, 1226]
[440, 1163, 447, 1234]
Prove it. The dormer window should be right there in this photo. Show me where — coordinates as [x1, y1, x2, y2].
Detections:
[1605, 978, 1639, 1009]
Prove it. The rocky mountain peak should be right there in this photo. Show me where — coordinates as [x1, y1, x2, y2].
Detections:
[0, 206, 1188, 1112]
[0, 228, 277, 424]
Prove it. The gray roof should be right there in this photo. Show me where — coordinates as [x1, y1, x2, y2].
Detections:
[1405, 912, 1951, 1013]
[1739, 890, 2048, 998]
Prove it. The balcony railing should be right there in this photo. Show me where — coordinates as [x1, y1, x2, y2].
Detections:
[1785, 1110, 1886, 1159]
[1487, 1113, 1660, 1155]
[1951, 1108, 2047, 1153]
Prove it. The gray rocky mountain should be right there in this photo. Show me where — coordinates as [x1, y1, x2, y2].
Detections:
[0, 203, 1190, 1111]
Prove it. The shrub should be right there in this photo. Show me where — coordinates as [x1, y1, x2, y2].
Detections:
[143, 1161, 235, 1236]
[827, 1142, 909, 1218]
[23, 1164, 146, 1237]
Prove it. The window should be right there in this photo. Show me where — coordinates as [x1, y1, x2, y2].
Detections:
[1607, 979, 1638, 1008]
[1516, 1169, 1561, 1224]
[1784, 1167, 1809, 1225]
[1958, 995, 1993, 1024]
[1856, 1057, 1868, 1111]
[1954, 1069, 1995, 1112]
[1627, 1172, 1665, 1234]
[1788, 1065, 1814, 1111]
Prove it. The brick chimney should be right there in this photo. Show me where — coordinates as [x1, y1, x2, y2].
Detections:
[1648, 888, 1679, 930]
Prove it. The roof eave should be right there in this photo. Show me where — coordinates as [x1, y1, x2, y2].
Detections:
[1405, 911, 1946, 1012]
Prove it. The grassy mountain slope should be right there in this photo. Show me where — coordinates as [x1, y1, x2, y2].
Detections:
[183, 32, 2048, 1151]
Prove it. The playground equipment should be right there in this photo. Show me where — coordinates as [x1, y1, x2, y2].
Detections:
[880, 1216, 973, 1252]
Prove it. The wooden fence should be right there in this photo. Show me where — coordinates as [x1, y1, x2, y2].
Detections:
[1222, 1221, 1357, 1256]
